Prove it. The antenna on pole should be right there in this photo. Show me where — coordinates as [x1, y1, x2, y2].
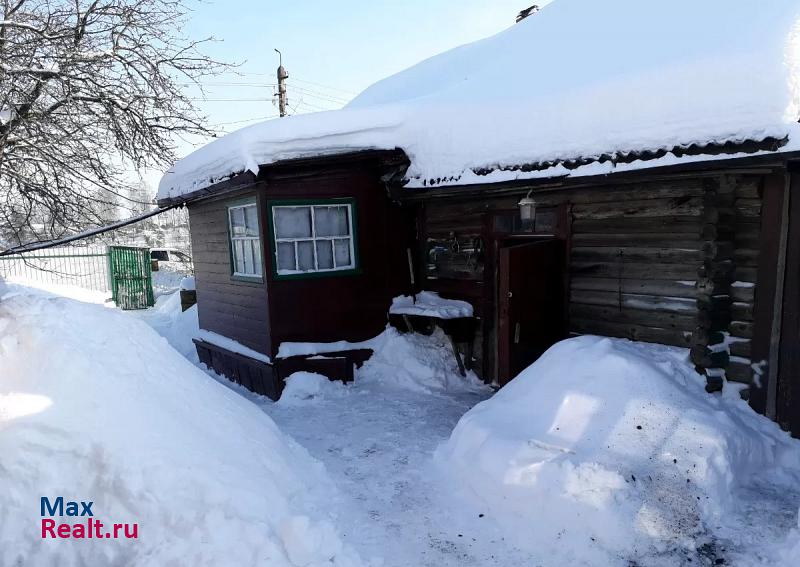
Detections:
[275, 48, 288, 117]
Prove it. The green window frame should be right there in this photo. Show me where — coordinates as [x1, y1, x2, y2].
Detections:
[227, 200, 263, 280]
[267, 198, 360, 280]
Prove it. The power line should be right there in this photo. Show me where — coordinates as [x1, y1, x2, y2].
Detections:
[290, 76, 358, 96]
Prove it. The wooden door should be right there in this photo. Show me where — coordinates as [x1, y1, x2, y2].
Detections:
[498, 239, 565, 385]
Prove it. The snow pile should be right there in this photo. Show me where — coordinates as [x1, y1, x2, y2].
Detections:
[0, 287, 363, 567]
[151, 265, 189, 298]
[390, 291, 473, 319]
[180, 275, 196, 291]
[278, 372, 347, 406]
[134, 290, 200, 362]
[159, 0, 800, 199]
[436, 336, 800, 565]
[357, 327, 484, 394]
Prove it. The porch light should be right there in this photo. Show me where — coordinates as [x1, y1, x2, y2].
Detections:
[518, 191, 537, 222]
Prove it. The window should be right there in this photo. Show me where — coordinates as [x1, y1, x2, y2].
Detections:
[228, 202, 263, 278]
[270, 201, 357, 277]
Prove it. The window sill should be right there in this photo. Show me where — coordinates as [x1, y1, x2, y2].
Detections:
[271, 268, 362, 281]
[231, 274, 265, 284]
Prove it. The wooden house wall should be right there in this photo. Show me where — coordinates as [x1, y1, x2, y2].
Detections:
[263, 166, 413, 352]
[187, 191, 271, 355]
[726, 177, 763, 384]
[419, 173, 768, 384]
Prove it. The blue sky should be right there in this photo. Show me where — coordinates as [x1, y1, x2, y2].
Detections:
[161, 1, 546, 164]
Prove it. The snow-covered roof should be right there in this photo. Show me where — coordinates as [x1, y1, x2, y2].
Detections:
[158, 0, 800, 202]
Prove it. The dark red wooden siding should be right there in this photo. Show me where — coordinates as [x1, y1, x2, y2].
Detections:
[187, 191, 272, 355]
[263, 164, 413, 351]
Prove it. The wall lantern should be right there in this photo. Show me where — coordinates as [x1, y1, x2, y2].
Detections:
[518, 191, 537, 222]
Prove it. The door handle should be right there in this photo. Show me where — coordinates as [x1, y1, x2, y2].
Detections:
[514, 322, 521, 344]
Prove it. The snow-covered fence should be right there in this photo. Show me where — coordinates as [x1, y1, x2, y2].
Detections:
[0, 246, 111, 292]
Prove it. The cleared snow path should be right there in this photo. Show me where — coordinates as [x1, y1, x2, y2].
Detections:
[261, 383, 535, 567]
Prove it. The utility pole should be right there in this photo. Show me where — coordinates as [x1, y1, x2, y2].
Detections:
[275, 49, 288, 117]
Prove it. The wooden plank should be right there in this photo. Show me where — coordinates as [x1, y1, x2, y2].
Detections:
[733, 266, 758, 283]
[776, 171, 800, 433]
[570, 318, 692, 347]
[572, 233, 701, 248]
[570, 277, 699, 298]
[571, 261, 699, 280]
[730, 340, 752, 358]
[748, 173, 784, 415]
[733, 248, 759, 267]
[567, 180, 704, 204]
[730, 284, 755, 303]
[569, 303, 696, 330]
[570, 289, 697, 313]
[199, 293, 268, 312]
[572, 197, 703, 220]
[733, 177, 761, 198]
[727, 361, 753, 384]
[571, 247, 703, 264]
[729, 320, 754, 338]
[572, 216, 702, 234]
[735, 198, 762, 218]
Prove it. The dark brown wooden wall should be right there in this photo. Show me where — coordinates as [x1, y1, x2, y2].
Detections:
[188, 191, 271, 355]
[418, 173, 769, 383]
[725, 177, 764, 384]
[263, 165, 413, 352]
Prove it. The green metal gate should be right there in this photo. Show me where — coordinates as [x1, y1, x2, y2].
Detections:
[108, 246, 154, 310]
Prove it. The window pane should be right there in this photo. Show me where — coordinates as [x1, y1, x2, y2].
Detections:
[274, 206, 311, 238]
[231, 207, 247, 237]
[297, 240, 315, 271]
[253, 240, 263, 275]
[334, 239, 351, 267]
[314, 206, 349, 237]
[316, 240, 333, 269]
[244, 206, 259, 237]
[244, 240, 254, 274]
[234, 240, 245, 273]
[277, 242, 295, 271]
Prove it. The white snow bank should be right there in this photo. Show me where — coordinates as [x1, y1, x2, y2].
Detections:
[0, 287, 362, 567]
[357, 328, 485, 394]
[278, 372, 347, 406]
[159, 0, 800, 199]
[134, 290, 200, 362]
[437, 335, 800, 565]
[390, 291, 473, 319]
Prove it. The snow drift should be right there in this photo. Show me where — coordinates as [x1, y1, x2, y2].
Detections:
[159, 0, 800, 199]
[437, 335, 800, 565]
[0, 286, 362, 567]
[357, 327, 484, 394]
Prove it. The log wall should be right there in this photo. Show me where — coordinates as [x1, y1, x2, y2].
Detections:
[419, 173, 767, 384]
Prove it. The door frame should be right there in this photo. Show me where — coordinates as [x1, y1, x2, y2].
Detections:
[497, 237, 564, 384]
[776, 171, 800, 434]
[484, 204, 572, 384]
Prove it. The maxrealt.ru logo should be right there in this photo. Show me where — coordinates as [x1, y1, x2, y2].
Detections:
[40, 497, 138, 539]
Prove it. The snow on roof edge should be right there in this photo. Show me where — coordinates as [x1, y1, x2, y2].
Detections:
[157, 0, 800, 202]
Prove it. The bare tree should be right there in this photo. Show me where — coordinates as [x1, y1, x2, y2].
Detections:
[0, 0, 230, 248]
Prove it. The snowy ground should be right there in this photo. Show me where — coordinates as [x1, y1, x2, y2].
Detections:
[259, 381, 538, 567]
[3, 283, 799, 566]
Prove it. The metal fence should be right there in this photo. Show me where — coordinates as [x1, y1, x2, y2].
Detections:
[0, 246, 111, 291]
[0, 245, 155, 309]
